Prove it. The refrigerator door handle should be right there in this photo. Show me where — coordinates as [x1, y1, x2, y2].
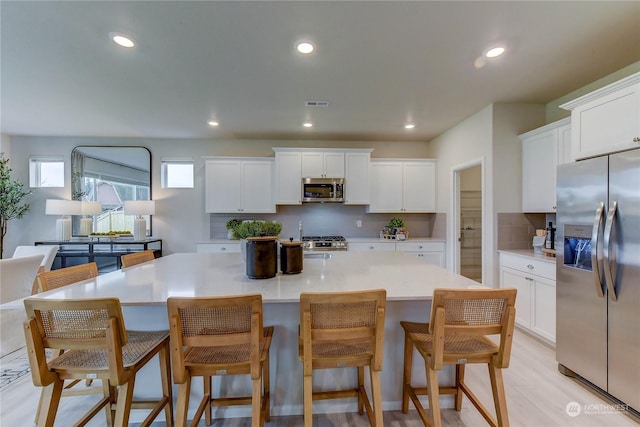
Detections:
[591, 202, 606, 298]
[603, 201, 618, 302]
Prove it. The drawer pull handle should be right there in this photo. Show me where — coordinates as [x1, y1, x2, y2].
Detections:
[527, 264, 534, 269]
[221, 247, 226, 251]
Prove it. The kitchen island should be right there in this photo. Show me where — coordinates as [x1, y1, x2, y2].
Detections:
[18, 251, 485, 422]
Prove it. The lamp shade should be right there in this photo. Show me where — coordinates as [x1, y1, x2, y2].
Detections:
[45, 199, 82, 216]
[124, 200, 155, 216]
[81, 201, 102, 215]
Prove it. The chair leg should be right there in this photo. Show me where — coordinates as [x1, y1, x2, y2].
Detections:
[425, 363, 442, 427]
[357, 366, 365, 415]
[370, 368, 383, 427]
[251, 377, 262, 427]
[455, 364, 465, 411]
[402, 331, 414, 413]
[103, 379, 115, 426]
[37, 380, 64, 427]
[113, 377, 135, 427]
[204, 376, 212, 425]
[159, 343, 174, 426]
[303, 373, 313, 427]
[489, 364, 510, 427]
[263, 357, 271, 422]
[176, 377, 191, 427]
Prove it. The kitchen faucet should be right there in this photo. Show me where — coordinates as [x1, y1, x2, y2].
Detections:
[299, 220, 303, 241]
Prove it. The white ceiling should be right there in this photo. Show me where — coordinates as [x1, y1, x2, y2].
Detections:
[1, 1, 639, 142]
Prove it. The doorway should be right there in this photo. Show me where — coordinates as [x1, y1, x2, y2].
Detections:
[454, 162, 483, 283]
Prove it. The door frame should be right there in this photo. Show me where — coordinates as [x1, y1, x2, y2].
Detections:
[450, 158, 484, 283]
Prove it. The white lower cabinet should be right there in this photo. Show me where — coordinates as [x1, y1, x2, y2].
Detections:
[499, 252, 556, 343]
[348, 242, 396, 252]
[396, 241, 445, 268]
[196, 242, 241, 253]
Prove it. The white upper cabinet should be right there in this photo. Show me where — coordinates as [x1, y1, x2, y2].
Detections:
[344, 151, 372, 205]
[205, 158, 275, 213]
[368, 159, 436, 213]
[561, 72, 640, 161]
[520, 117, 571, 213]
[301, 151, 345, 178]
[274, 151, 302, 205]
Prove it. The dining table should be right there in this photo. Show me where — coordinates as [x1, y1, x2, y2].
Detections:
[10, 250, 486, 422]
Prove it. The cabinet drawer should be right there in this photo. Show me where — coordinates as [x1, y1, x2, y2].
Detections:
[396, 241, 445, 252]
[196, 243, 241, 253]
[348, 242, 396, 251]
[499, 253, 555, 280]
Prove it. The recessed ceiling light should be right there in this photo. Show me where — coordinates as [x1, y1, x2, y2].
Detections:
[297, 42, 315, 54]
[303, 121, 313, 128]
[485, 46, 505, 58]
[208, 121, 219, 127]
[110, 33, 135, 48]
[404, 123, 415, 129]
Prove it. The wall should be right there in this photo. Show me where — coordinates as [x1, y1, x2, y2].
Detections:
[2, 136, 432, 257]
[430, 103, 546, 287]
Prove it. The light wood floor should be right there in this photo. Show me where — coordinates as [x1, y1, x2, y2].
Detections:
[1, 329, 637, 426]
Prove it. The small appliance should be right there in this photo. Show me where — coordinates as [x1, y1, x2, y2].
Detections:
[302, 178, 344, 203]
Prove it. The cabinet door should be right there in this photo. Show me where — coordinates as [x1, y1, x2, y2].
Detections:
[205, 161, 242, 213]
[324, 152, 345, 178]
[344, 152, 370, 205]
[403, 251, 445, 268]
[571, 79, 640, 161]
[402, 161, 436, 212]
[241, 161, 275, 213]
[348, 242, 396, 251]
[368, 162, 403, 212]
[557, 123, 572, 166]
[196, 243, 241, 253]
[500, 267, 531, 329]
[532, 275, 556, 343]
[275, 152, 302, 204]
[301, 152, 324, 177]
[522, 130, 558, 212]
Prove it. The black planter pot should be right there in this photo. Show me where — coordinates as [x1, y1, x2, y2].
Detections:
[246, 237, 278, 279]
[280, 240, 303, 274]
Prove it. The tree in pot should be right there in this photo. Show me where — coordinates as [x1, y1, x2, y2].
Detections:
[0, 154, 32, 258]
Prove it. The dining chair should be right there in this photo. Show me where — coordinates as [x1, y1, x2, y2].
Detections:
[36, 262, 98, 293]
[299, 289, 387, 427]
[400, 288, 517, 427]
[23, 297, 173, 427]
[121, 249, 155, 268]
[12, 245, 58, 294]
[0, 254, 44, 357]
[167, 294, 274, 427]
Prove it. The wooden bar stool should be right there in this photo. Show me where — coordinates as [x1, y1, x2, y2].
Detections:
[121, 250, 155, 268]
[36, 262, 98, 293]
[23, 297, 173, 427]
[299, 289, 387, 427]
[400, 288, 517, 427]
[167, 294, 274, 427]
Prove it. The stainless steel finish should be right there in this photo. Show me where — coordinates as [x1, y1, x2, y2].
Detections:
[603, 201, 618, 301]
[557, 148, 640, 412]
[591, 202, 606, 298]
[301, 178, 345, 203]
[301, 235, 348, 251]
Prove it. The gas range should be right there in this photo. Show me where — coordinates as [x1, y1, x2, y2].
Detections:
[301, 235, 348, 251]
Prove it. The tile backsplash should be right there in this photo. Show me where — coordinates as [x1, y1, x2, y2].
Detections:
[497, 212, 552, 250]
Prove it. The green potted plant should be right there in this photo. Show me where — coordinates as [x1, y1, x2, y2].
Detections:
[0, 154, 32, 258]
[232, 220, 283, 265]
[388, 217, 406, 231]
[225, 218, 243, 239]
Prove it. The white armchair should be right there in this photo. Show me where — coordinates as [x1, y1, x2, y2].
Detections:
[0, 254, 44, 357]
[12, 245, 58, 294]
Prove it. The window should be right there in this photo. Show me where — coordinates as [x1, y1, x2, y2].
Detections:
[29, 156, 64, 187]
[162, 159, 194, 188]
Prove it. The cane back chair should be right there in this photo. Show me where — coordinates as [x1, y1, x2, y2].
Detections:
[401, 288, 517, 427]
[36, 262, 98, 293]
[167, 294, 274, 427]
[23, 297, 173, 427]
[299, 289, 387, 427]
[121, 250, 156, 268]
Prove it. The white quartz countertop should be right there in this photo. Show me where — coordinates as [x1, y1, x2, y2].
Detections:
[14, 252, 482, 307]
[498, 249, 556, 264]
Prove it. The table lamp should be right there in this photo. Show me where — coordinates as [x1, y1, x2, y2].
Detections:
[124, 200, 155, 240]
[45, 199, 82, 241]
[79, 201, 102, 236]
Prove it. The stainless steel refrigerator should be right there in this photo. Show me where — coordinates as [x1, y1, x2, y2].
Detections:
[556, 148, 639, 412]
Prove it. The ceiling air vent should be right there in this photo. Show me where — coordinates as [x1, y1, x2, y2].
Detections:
[305, 100, 329, 107]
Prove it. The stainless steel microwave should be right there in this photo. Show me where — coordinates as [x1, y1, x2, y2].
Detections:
[302, 178, 344, 203]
